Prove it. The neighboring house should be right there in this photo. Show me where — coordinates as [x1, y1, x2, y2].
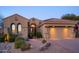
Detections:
[3, 14, 77, 40]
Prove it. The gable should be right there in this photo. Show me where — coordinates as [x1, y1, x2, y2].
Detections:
[3, 14, 29, 23]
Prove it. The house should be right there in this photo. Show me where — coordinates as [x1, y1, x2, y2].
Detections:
[3, 14, 77, 40]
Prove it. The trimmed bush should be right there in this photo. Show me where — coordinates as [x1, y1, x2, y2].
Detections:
[15, 37, 26, 49]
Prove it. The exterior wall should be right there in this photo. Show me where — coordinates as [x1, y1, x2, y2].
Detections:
[40, 24, 49, 40]
[3, 14, 28, 38]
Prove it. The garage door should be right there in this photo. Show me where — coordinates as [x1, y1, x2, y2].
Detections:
[50, 27, 74, 40]
[50, 28, 57, 40]
[62, 28, 74, 39]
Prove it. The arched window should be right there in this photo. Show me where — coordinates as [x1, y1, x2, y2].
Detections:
[17, 23, 22, 33]
[11, 23, 16, 33]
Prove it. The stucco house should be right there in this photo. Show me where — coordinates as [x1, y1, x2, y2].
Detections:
[1, 14, 78, 40]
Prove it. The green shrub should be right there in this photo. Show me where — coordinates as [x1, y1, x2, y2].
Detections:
[28, 32, 35, 38]
[36, 31, 42, 38]
[0, 36, 4, 42]
[15, 37, 26, 49]
[28, 31, 42, 39]
[9, 34, 17, 42]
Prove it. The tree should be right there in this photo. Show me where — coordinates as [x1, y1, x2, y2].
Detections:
[75, 16, 79, 20]
[61, 14, 76, 20]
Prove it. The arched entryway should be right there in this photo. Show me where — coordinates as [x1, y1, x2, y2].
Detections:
[28, 23, 37, 39]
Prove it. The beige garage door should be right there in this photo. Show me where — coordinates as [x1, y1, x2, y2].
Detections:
[62, 28, 74, 39]
[50, 27, 74, 40]
[50, 28, 57, 40]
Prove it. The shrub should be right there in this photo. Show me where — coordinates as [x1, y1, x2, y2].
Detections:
[0, 36, 4, 42]
[15, 37, 26, 49]
[28, 32, 35, 39]
[36, 31, 42, 38]
[9, 34, 17, 42]
[28, 31, 42, 39]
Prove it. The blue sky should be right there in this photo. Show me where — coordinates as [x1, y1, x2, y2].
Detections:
[0, 6, 79, 20]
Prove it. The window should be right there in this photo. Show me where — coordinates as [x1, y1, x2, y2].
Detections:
[11, 23, 16, 33]
[17, 23, 22, 33]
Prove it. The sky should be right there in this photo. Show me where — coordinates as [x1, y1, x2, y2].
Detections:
[0, 6, 79, 20]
